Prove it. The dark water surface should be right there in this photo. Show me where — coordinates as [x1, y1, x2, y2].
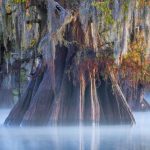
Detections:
[0, 110, 149, 150]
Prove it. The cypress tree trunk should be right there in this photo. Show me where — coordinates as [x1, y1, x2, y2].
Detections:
[3, 0, 136, 126]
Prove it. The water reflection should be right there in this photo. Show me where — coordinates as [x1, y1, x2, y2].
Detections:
[0, 111, 150, 150]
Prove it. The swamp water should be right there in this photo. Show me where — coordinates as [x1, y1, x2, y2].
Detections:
[0, 110, 149, 150]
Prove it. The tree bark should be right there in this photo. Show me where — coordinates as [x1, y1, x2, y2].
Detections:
[4, 0, 135, 126]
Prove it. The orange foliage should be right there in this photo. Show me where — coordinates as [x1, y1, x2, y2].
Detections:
[120, 31, 150, 85]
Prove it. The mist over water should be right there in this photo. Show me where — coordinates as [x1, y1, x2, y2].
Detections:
[145, 92, 150, 103]
[0, 110, 150, 150]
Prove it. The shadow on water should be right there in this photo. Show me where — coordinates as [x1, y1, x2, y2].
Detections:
[0, 110, 150, 150]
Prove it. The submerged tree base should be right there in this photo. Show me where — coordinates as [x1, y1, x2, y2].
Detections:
[4, 43, 135, 126]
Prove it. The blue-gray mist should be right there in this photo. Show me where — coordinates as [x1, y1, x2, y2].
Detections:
[0, 109, 150, 150]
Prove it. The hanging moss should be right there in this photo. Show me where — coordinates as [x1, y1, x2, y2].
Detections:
[92, 0, 114, 26]
[121, 0, 129, 20]
[12, 0, 26, 4]
[20, 69, 27, 83]
[12, 89, 19, 96]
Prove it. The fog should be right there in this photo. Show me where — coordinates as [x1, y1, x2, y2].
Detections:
[0, 109, 150, 150]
